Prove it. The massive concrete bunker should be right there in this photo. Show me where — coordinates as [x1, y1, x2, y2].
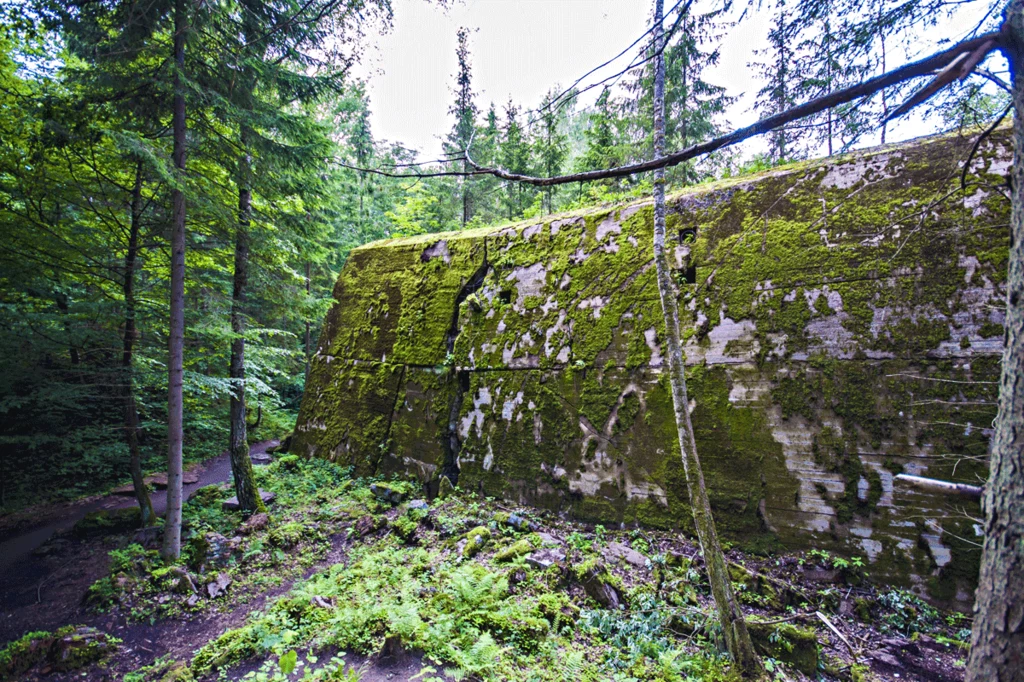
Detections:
[294, 129, 1012, 606]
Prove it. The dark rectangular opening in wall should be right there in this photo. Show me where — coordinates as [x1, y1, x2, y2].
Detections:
[678, 228, 697, 284]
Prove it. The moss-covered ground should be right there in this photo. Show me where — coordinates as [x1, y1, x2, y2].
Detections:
[1, 456, 974, 682]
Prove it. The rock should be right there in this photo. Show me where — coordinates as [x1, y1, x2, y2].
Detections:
[32, 539, 69, 557]
[47, 626, 118, 673]
[506, 512, 537, 531]
[463, 527, 491, 558]
[111, 482, 148, 496]
[801, 567, 840, 583]
[494, 537, 536, 562]
[240, 512, 269, 534]
[575, 561, 622, 609]
[146, 470, 199, 489]
[748, 621, 820, 676]
[437, 475, 455, 499]
[535, 532, 562, 546]
[867, 649, 902, 669]
[407, 499, 429, 511]
[370, 482, 408, 505]
[354, 514, 380, 537]
[525, 548, 565, 570]
[186, 594, 200, 608]
[603, 541, 648, 568]
[190, 531, 234, 569]
[132, 526, 162, 548]
[250, 452, 272, 465]
[277, 454, 301, 470]
[72, 508, 141, 538]
[206, 572, 232, 598]
[166, 567, 197, 594]
[221, 490, 276, 511]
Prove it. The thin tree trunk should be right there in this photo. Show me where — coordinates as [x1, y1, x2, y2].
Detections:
[162, 0, 187, 562]
[878, 6, 888, 144]
[305, 261, 312, 379]
[966, 3, 1024, 678]
[650, 1, 762, 676]
[124, 159, 154, 526]
[229, 126, 264, 516]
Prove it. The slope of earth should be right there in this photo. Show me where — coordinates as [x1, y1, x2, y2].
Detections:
[0, 458, 972, 682]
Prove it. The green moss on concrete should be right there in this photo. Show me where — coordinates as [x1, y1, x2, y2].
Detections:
[295, 127, 1010, 606]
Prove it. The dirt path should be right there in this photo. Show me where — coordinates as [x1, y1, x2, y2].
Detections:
[0, 441, 277, 645]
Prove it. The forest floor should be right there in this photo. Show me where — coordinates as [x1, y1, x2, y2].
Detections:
[0, 456, 972, 682]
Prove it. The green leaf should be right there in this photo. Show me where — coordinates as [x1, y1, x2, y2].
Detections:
[279, 649, 298, 674]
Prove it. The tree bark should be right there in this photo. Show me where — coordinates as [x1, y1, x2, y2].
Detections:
[650, 1, 763, 677]
[229, 126, 264, 516]
[967, 3, 1024, 679]
[162, 0, 187, 562]
[305, 260, 312, 379]
[124, 159, 155, 526]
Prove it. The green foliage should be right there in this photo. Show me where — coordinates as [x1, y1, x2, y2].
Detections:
[876, 589, 942, 635]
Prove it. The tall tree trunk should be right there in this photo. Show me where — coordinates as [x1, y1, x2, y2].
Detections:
[162, 0, 187, 562]
[305, 260, 312, 379]
[229, 126, 264, 516]
[966, 3, 1024, 679]
[462, 160, 470, 227]
[879, 14, 888, 144]
[650, 1, 762, 676]
[124, 159, 154, 526]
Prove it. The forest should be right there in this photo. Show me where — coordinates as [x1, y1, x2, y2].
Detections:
[0, 0, 1021, 681]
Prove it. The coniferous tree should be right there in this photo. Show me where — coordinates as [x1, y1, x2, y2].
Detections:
[499, 101, 532, 220]
[576, 87, 622, 177]
[752, 8, 799, 163]
[444, 27, 478, 228]
[533, 89, 568, 214]
[622, 2, 732, 183]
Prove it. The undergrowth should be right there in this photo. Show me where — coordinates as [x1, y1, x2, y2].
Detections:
[66, 456, 973, 682]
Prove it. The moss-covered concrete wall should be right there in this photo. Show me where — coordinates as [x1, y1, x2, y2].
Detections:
[294, 129, 1012, 606]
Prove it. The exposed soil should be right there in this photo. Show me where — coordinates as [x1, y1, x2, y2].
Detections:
[0, 441, 278, 644]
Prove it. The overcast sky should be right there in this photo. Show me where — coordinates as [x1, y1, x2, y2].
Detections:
[351, 0, 1000, 161]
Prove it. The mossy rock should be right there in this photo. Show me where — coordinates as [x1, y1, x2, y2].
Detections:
[854, 596, 875, 622]
[268, 522, 305, 549]
[190, 485, 226, 507]
[370, 481, 413, 505]
[0, 625, 118, 679]
[728, 562, 788, 609]
[572, 559, 623, 609]
[391, 515, 419, 543]
[534, 593, 580, 629]
[748, 621, 820, 676]
[437, 475, 456, 499]
[463, 526, 491, 558]
[493, 535, 539, 562]
[72, 508, 141, 538]
[277, 454, 301, 471]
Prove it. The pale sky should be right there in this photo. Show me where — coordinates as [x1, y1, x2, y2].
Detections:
[352, 0, 1001, 162]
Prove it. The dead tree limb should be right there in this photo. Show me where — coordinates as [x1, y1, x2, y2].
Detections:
[463, 31, 1002, 187]
[894, 473, 983, 500]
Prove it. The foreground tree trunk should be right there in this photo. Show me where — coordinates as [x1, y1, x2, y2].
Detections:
[162, 0, 187, 561]
[124, 159, 155, 526]
[649, 1, 762, 676]
[967, 3, 1024, 679]
[228, 126, 264, 516]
